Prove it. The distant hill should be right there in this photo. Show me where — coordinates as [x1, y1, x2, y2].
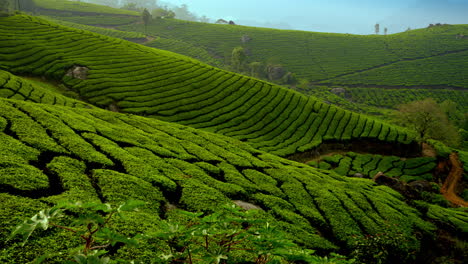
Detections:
[32, 0, 140, 25]
[119, 19, 468, 89]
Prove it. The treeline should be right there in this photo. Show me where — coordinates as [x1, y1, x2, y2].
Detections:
[83, 0, 211, 22]
[0, 0, 35, 14]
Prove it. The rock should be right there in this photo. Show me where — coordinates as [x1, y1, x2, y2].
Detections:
[66, 65, 89, 80]
[373, 173, 433, 199]
[241, 35, 252, 43]
[330, 87, 351, 99]
[373, 172, 399, 186]
[233, 200, 262, 210]
[353, 173, 365, 178]
[267, 65, 286, 80]
[164, 203, 178, 211]
[408, 180, 433, 193]
[108, 102, 120, 112]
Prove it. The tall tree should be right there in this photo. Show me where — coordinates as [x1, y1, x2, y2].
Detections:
[0, 0, 11, 14]
[231, 47, 246, 72]
[394, 98, 460, 147]
[142, 8, 151, 33]
[375, 23, 380, 34]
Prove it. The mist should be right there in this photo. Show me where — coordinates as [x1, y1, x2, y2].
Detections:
[77, 0, 468, 34]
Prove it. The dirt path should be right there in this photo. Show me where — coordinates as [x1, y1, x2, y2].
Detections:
[441, 153, 468, 207]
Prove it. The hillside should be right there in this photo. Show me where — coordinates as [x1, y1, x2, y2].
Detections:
[32, 0, 140, 25]
[0, 15, 418, 157]
[0, 5, 468, 264]
[0, 96, 443, 263]
[120, 19, 468, 88]
[115, 18, 468, 114]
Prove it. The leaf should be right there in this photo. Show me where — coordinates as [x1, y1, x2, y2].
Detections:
[8, 207, 62, 245]
[97, 228, 138, 247]
[117, 200, 146, 212]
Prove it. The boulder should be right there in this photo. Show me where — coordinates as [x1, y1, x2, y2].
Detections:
[407, 180, 433, 193]
[330, 87, 350, 98]
[241, 35, 252, 43]
[66, 65, 89, 80]
[267, 65, 286, 81]
[353, 173, 365, 178]
[233, 200, 262, 210]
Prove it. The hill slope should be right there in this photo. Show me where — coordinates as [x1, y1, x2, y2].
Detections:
[120, 19, 468, 89]
[0, 15, 417, 157]
[0, 97, 436, 262]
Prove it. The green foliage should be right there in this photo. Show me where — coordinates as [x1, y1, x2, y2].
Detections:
[33, 0, 140, 15]
[0, 70, 91, 107]
[142, 8, 151, 32]
[350, 223, 419, 264]
[393, 98, 460, 147]
[8, 200, 145, 263]
[118, 17, 468, 89]
[41, 17, 146, 39]
[231, 46, 247, 72]
[311, 152, 437, 180]
[149, 204, 351, 264]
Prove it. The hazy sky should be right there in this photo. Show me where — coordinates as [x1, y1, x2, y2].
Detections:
[160, 0, 468, 34]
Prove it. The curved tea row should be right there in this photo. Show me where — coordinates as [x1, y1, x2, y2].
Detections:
[0, 15, 416, 156]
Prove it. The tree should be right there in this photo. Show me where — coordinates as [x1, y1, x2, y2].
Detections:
[0, 0, 11, 14]
[142, 8, 151, 33]
[394, 98, 460, 147]
[152, 7, 174, 19]
[375, 23, 380, 34]
[384, 27, 388, 35]
[231, 47, 246, 71]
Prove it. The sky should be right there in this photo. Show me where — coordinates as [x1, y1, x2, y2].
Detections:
[159, 0, 468, 34]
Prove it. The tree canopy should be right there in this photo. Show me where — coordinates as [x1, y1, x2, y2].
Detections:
[394, 98, 460, 147]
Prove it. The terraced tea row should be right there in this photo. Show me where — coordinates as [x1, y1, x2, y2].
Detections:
[0, 98, 438, 262]
[323, 49, 468, 88]
[347, 88, 468, 111]
[42, 17, 146, 40]
[33, 0, 139, 16]
[309, 152, 437, 182]
[146, 37, 223, 67]
[0, 15, 416, 156]
[0, 70, 90, 108]
[120, 19, 468, 88]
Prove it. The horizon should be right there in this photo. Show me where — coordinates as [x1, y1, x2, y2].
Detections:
[155, 0, 468, 35]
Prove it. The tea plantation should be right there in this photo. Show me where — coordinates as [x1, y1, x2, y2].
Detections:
[0, 97, 439, 263]
[0, 6, 467, 264]
[309, 153, 437, 182]
[33, 0, 140, 26]
[0, 15, 417, 157]
[120, 18, 468, 89]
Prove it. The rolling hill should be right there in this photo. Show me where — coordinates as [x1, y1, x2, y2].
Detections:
[0, 5, 467, 264]
[0, 15, 419, 158]
[0, 94, 439, 263]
